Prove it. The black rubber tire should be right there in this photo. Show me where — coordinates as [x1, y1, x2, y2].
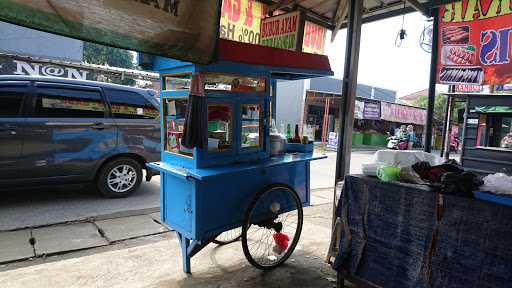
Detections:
[212, 229, 241, 245]
[241, 183, 303, 270]
[96, 157, 143, 198]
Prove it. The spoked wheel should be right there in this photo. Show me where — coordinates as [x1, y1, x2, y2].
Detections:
[241, 184, 303, 270]
[212, 228, 241, 245]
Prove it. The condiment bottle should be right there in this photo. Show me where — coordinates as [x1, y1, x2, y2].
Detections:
[292, 124, 301, 143]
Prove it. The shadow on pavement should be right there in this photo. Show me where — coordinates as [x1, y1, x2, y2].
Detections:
[164, 249, 340, 288]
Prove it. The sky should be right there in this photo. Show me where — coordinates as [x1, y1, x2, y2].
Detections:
[324, 12, 434, 97]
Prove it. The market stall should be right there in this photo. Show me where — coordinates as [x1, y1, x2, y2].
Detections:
[448, 92, 512, 174]
[147, 39, 333, 273]
[330, 1, 512, 287]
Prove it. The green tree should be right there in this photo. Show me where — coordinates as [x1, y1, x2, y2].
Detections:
[413, 94, 464, 127]
[83, 42, 136, 85]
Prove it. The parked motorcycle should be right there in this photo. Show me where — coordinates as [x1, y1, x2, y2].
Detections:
[450, 135, 460, 152]
[387, 134, 408, 150]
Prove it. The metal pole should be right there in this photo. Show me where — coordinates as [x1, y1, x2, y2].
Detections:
[424, 9, 439, 153]
[332, 0, 363, 224]
[334, 0, 363, 183]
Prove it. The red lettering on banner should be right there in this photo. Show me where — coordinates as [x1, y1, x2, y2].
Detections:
[222, 0, 231, 19]
[291, 15, 297, 33]
[232, 0, 241, 22]
[222, 0, 241, 22]
[244, 0, 253, 27]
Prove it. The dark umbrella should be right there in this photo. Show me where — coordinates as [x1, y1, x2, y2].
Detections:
[182, 73, 207, 149]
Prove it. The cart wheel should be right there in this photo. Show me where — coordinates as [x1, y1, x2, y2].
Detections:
[212, 228, 241, 245]
[241, 184, 303, 270]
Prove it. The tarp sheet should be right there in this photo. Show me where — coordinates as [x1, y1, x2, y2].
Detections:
[334, 175, 512, 288]
[0, 0, 221, 64]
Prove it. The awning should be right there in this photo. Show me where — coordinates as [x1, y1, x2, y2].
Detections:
[218, 39, 333, 80]
[260, 1, 454, 40]
[472, 106, 512, 114]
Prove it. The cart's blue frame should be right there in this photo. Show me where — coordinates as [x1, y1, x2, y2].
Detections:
[147, 53, 332, 273]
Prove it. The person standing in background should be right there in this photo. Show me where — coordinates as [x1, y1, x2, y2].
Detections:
[407, 125, 416, 150]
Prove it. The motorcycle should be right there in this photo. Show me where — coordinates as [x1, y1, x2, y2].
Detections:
[387, 134, 408, 150]
[450, 135, 460, 152]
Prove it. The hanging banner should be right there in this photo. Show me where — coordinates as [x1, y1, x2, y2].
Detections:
[437, 0, 512, 85]
[260, 11, 303, 51]
[302, 21, 326, 54]
[220, 0, 265, 45]
[0, 55, 94, 80]
[363, 102, 381, 120]
[0, 0, 221, 64]
[354, 100, 364, 119]
[381, 102, 426, 125]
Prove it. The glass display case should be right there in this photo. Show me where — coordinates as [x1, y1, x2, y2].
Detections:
[241, 104, 262, 149]
[207, 104, 233, 152]
[203, 73, 265, 93]
[162, 74, 192, 91]
[163, 97, 191, 157]
[160, 71, 269, 167]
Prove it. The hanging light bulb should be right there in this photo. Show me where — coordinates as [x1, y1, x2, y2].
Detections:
[395, 1, 407, 47]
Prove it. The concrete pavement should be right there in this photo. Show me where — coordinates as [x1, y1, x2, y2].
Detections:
[0, 195, 349, 288]
[0, 188, 333, 267]
[0, 214, 171, 264]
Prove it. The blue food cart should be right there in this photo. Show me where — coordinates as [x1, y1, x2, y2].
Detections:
[147, 39, 333, 273]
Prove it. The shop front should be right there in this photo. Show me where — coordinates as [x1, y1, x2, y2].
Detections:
[303, 91, 426, 148]
[456, 93, 512, 174]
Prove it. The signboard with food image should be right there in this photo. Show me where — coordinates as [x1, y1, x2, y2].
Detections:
[437, 0, 512, 85]
[220, 0, 265, 45]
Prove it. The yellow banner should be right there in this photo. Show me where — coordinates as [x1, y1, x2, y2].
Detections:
[220, 0, 265, 45]
[302, 21, 326, 54]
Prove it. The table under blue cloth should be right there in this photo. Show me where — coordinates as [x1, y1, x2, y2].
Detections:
[334, 175, 512, 288]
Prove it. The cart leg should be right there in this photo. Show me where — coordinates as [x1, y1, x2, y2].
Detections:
[176, 232, 191, 274]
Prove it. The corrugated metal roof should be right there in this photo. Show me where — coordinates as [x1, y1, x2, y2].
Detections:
[261, 1, 454, 36]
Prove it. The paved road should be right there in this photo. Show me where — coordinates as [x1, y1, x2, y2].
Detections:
[0, 151, 376, 231]
[0, 178, 160, 231]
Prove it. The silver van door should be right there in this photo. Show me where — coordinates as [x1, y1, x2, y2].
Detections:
[22, 83, 114, 181]
[104, 89, 160, 163]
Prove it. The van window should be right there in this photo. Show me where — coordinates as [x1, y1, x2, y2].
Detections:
[33, 87, 105, 118]
[105, 89, 158, 119]
[0, 86, 25, 117]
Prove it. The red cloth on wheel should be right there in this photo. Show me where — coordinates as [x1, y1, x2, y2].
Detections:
[273, 232, 290, 251]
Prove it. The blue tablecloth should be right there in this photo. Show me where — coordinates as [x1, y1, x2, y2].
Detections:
[334, 175, 512, 288]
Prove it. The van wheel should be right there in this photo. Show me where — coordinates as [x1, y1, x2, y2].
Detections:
[97, 158, 142, 198]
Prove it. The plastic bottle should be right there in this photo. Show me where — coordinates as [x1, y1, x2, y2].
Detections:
[286, 124, 292, 140]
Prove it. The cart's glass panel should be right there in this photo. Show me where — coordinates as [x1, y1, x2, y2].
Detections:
[208, 104, 233, 152]
[241, 104, 263, 149]
[162, 74, 192, 91]
[163, 97, 193, 157]
[203, 73, 265, 93]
